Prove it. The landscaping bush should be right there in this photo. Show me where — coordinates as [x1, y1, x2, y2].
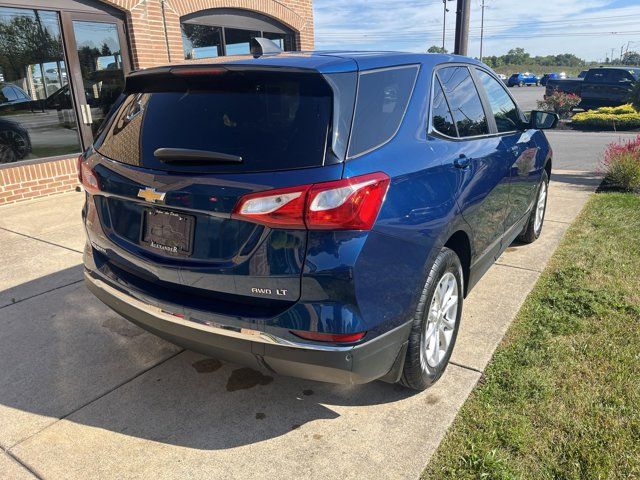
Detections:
[572, 104, 640, 130]
[536, 91, 581, 119]
[601, 134, 640, 191]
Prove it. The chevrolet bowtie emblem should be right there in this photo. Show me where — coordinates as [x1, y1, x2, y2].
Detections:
[137, 187, 166, 203]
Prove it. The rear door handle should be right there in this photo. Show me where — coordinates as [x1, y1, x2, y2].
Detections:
[454, 155, 471, 169]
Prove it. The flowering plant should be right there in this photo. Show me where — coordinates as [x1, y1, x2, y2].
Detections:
[600, 134, 640, 191]
[537, 91, 581, 119]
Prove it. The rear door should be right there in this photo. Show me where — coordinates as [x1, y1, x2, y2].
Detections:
[436, 65, 510, 263]
[87, 67, 342, 304]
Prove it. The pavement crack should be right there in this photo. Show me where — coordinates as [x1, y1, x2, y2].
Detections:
[449, 361, 484, 375]
[495, 262, 542, 274]
[0, 280, 83, 311]
[1, 446, 43, 480]
[0, 227, 83, 254]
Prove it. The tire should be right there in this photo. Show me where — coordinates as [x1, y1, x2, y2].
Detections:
[518, 170, 549, 244]
[0, 126, 30, 163]
[399, 247, 464, 391]
[518, 81, 524, 87]
[535, 81, 540, 86]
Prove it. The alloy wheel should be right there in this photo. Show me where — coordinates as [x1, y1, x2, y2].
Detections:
[421, 272, 459, 368]
[534, 180, 547, 233]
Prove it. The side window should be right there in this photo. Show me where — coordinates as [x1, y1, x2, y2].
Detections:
[348, 65, 419, 157]
[438, 66, 488, 137]
[476, 69, 521, 133]
[2, 86, 18, 101]
[607, 70, 633, 83]
[587, 70, 607, 83]
[431, 78, 457, 137]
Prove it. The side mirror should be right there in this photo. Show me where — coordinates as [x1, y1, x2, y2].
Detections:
[530, 110, 559, 130]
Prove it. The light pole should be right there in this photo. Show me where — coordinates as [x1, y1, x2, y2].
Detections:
[454, 0, 471, 56]
[442, 0, 454, 51]
[479, 0, 486, 61]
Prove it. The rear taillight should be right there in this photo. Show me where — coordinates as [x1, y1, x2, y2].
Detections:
[80, 161, 101, 193]
[232, 172, 390, 230]
[291, 330, 366, 343]
[77, 154, 83, 183]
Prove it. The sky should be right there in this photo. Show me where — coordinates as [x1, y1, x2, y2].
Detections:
[313, 0, 640, 62]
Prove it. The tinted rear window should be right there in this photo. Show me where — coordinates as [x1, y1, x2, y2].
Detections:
[95, 71, 332, 173]
[347, 65, 419, 158]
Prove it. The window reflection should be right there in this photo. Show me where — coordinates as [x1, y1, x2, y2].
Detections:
[0, 7, 81, 163]
[182, 24, 223, 59]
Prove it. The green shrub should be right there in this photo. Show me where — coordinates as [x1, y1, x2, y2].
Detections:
[537, 91, 581, 119]
[572, 104, 640, 130]
[601, 135, 640, 191]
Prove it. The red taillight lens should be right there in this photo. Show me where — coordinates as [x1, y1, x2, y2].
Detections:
[306, 173, 390, 230]
[77, 154, 84, 182]
[291, 330, 366, 343]
[232, 184, 309, 229]
[232, 172, 390, 231]
[80, 162, 101, 193]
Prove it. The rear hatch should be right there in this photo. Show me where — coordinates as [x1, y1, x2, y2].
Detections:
[87, 66, 350, 307]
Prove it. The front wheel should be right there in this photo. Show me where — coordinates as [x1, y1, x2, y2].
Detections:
[518, 170, 549, 243]
[399, 247, 463, 391]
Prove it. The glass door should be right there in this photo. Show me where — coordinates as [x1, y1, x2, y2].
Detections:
[62, 13, 130, 147]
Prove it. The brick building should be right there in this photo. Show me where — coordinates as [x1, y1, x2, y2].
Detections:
[0, 0, 314, 205]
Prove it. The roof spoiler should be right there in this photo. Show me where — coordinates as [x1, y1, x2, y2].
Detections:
[250, 37, 283, 58]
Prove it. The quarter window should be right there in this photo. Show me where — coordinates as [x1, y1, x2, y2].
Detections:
[476, 69, 521, 133]
[348, 65, 419, 157]
[431, 78, 457, 137]
[437, 66, 488, 137]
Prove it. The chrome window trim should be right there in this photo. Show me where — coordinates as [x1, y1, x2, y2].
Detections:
[346, 64, 421, 160]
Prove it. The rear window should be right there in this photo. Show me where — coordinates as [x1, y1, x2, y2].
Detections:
[95, 71, 332, 173]
[347, 65, 419, 158]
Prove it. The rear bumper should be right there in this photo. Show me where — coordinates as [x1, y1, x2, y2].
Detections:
[84, 270, 410, 385]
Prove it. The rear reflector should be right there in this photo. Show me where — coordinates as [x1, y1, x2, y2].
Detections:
[291, 330, 366, 343]
[232, 172, 390, 230]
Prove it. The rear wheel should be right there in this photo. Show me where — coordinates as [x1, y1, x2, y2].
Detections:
[399, 247, 463, 391]
[518, 81, 524, 87]
[0, 127, 30, 163]
[518, 170, 549, 243]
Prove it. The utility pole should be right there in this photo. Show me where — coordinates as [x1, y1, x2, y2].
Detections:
[611, 48, 615, 64]
[479, 0, 486, 61]
[442, 0, 448, 51]
[454, 0, 471, 55]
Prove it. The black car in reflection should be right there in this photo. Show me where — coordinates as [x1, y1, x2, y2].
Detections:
[0, 117, 32, 162]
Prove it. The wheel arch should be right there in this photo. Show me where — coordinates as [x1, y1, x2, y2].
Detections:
[444, 230, 472, 297]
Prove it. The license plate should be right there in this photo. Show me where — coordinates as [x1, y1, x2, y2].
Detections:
[140, 209, 195, 257]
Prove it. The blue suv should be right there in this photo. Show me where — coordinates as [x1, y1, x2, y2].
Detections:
[82, 44, 557, 391]
[507, 72, 540, 87]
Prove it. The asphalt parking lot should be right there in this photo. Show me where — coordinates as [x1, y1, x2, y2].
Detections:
[1, 127, 635, 479]
[509, 84, 546, 112]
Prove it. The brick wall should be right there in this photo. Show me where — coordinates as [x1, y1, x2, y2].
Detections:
[0, 158, 79, 206]
[0, 0, 314, 206]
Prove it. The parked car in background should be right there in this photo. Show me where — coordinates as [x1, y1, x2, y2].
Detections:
[497, 73, 507, 83]
[0, 83, 32, 111]
[546, 66, 640, 109]
[82, 44, 558, 391]
[0, 117, 32, 163]
[540, 72, 567, 86]
[507, 72, 540, 87]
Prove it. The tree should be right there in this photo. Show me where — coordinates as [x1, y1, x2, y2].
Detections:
[427, 45, 447, 54]
[622, 51, 640, 66]
[503, 47, 530, 65]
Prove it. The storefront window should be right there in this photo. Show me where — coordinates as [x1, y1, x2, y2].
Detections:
[0, 7, 81, 164]
[224, 28, 260, 55]
[182, 24, 223, 59]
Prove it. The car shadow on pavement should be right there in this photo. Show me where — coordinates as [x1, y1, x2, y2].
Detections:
[0, 267, 416, 450]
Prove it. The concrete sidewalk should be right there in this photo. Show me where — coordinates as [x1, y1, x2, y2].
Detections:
[0, 169, 600, 480]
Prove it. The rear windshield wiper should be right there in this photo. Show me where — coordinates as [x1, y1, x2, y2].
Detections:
[154, 148, 243, 164]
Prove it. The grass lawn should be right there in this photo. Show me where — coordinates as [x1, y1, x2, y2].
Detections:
[423, 192, 640, 479]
